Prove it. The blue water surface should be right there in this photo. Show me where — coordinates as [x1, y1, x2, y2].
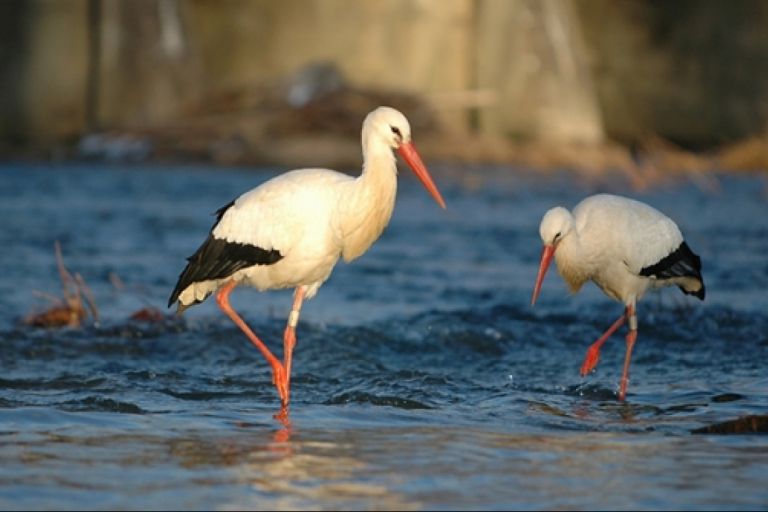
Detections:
[0, 163, 767, 510]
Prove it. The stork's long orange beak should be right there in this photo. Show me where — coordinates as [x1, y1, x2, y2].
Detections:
[531, 244, 556, 306]
[397, 142, 446, 209]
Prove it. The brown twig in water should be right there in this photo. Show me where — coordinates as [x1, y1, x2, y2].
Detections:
[24, 241, 98, 328]
[75, 272, 100, 324]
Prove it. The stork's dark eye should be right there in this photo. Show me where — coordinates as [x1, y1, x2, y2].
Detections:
[390, 126, 402, 138]
[554, 231, 562, 242]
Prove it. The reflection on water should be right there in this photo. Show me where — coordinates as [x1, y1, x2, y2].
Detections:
[0, 164, 767, 509]
[230, 434, 419, 511]
[3, 407, 766, 511]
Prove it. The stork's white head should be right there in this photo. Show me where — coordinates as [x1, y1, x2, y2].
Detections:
[539, 206, 574, 246]
[532, 206, 575, 306]
[363, 106, 413, 150]
[361, 106, 446, 209]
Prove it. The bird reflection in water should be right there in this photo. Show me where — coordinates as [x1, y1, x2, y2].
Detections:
[272, 407, 293, 444]
[171, 419, 418, 510]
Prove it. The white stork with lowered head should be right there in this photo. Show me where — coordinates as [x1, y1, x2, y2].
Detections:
[531, 193, 705, 400]
[168, 106, 446, 412]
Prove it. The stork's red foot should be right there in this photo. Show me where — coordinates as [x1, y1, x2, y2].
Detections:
[273, 404, 290, 423]
[580, 346, 601, 376]
[270, 362, 290, 407]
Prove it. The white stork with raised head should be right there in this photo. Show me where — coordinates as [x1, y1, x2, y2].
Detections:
[531, 193, 705, 400]
[168, 106, 446, 412]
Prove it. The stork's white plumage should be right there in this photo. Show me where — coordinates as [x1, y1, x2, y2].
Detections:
[531, 194, 705, 400]
[168, 107, 446, 413]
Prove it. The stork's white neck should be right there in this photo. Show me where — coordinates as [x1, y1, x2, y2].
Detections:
[554, 225, 591, 294]
[362, 138, 397, 176]
[338, 139, 398, 262]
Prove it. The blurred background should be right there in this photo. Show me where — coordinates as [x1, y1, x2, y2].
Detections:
[2, 3, 768, 509]
[2, 0, 768, 175]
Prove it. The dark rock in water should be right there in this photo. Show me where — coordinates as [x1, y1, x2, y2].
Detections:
[692, 415, 768, 434]
[710, 393, 745, 403]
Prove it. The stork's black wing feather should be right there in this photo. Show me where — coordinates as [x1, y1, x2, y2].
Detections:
[640, 241, 705, 299]
[167, 235, 283, 307]
[167, 200, 283, 307]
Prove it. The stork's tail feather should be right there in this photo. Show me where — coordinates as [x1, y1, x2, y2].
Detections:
[173, 299, 198, 316]
[640, 241, 705, 300]
[686, 283, 706, 300]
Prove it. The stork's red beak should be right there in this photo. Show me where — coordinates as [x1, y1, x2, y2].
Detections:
[531, 244, 556, 306]
[397, 142, 446, 209]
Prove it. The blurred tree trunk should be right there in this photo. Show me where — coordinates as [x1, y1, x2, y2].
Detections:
[2, 0, 89, 147]
[474, 0, 605, 144]
[98, 0, 203, 129]
[0, 1, 30, 147]
[577, 0, 768, 148]
[85, 0, 101, 132]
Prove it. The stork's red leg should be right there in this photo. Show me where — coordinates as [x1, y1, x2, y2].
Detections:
[282, 286, 306, 406]
[618, 304, 637, 401]
[215, 281, 288, 405]
[580, 307, 629, 376]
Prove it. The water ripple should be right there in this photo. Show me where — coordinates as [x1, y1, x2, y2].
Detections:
[324, 391, 433, 410]
[60, 397, 145, 414]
